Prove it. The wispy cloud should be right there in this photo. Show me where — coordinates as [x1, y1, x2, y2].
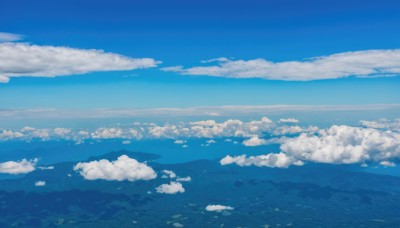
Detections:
[162, 50, 400, 81]
[0, 32, 23, 42]
[0, 42, 159, 83]
[1, 104, 399, 119]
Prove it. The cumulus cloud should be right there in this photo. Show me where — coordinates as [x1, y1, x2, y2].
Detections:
[360, 119, 400, 132]
[205, 205, 234, 212]
[0, 32, 23, 42]
[147, 117, 273, 139]
[162, 50, 400, 81]
[280, 125, 400, 164]
[242, 135, 267, 146]
[0, 42, 159, 83]
[0, 130, 24, 140]
[161, 170, 176, 179]
[272, 126, 304, 135]
[220, 153, 303, 168]
[156, 181, 185, 194]
[0, 158, 37, 174]
[73, 155, 157, 181]
[35, 181, 46, 187]
[0, 117, 274, 143]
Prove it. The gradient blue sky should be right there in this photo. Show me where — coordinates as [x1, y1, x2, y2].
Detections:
[1, 0, 400, 108]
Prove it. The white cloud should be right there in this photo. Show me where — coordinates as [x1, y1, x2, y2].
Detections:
[0, 32, 23, 42]
[1, 104, 397, 119]
[37, 166, 54, 170]
[0, 158, 37, 174]
[162, 50, 400, 81]
[176, 176, 191, 182]
[280, 125, 400, 164]
[279, 118, 299, 123]
[161, 170, 176, 179]
[242, 135, 267, 146]
[220, 153, 303, 168]
[360, 119, 400, 132]
[272, 126, 303, 135]
[147, 117, 273, 139]
[0, 75, 9, 83]
[156, 181, 185, 194]
[73, 155, 157, 181]
[174, 139, 186, 144]
[380, 161, 396, 167]
[35, 181, 46, 187]
[205, 205, 234, 212]
[0, 130, 24, 140]
[206, 139, 216, 144]
[0, 42, 159, 83]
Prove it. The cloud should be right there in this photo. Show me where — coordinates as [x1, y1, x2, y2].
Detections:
[220, 153, 303, 168]
[161, 170, 176, 179]
[35, 181, 46, 187]
[380, 161, 396, 167]
[73, 155, 157, 181]
[162, 50, 400, 81]
[176, 176, 191, 182]
[37, 166, 54, 170]
[242, 135, 267, 146]
[0, 32, 23, 42]
[360, 119, 400, 132]
[1, 104, 398, 119]
[0, 42, 159, 83]
[279, 118, 299, 123]
[0, 130, 24, 140]
[272, 126, 303, 135]
[147, 117, 273, 139]
[0, 158, 37, 174]
[174, 139, 186, 144]
[156, 181, 185, 194]
[280, 125, 400, 164]
[205, 205, 234, 212]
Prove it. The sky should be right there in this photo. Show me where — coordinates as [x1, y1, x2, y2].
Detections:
[1, 0, 400, 109]
[1, 0, 400, 177]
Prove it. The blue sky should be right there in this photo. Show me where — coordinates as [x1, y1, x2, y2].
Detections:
[1, 0, 400, 108]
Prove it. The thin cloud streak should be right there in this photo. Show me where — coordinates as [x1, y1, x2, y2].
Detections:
[0, 104, 399, 119]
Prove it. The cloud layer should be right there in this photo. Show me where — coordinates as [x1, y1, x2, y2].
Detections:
[162, 50, 400, 81]
[0, 42, 159, 83]
[0, 117, 277, 142]
[1, 104, 397, 119]
[73, 155, 157, 181]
